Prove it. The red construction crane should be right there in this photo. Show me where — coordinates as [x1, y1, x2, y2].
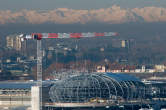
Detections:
[19, 32, 118, 110]
[21, 32, 118, 40]
[20, 32, 118, 82]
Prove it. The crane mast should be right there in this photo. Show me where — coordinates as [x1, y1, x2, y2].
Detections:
[20, 32, 119, 110]
[37, 40, 42, 85]
[37, 40, 42, 110]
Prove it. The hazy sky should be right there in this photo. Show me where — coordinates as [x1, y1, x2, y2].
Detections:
[0, 0, 165, 10]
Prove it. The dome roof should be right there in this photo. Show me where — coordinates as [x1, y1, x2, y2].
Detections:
[49, 73, 145, 103]
[105, 72, 140, 82]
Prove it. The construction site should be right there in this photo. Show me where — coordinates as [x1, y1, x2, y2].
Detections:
[0, 73, 165, 110]
[0, 32, 166, 110]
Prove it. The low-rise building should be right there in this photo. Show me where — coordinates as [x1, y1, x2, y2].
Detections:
[96, 64, 157, 73]
[96, 65, 106, 72]
[155, 65, 165, 72]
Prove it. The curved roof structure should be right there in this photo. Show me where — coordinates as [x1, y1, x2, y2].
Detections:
[105, 73, 140, 82]
[0, 81, 53, 89]
[49, 73, 145, 103]
[0, 82, 35, 89]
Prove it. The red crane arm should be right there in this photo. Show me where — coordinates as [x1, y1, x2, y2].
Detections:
[23, 32, 118, 40]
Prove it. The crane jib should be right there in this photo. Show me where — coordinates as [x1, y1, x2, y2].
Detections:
[28, 32, 118, 40]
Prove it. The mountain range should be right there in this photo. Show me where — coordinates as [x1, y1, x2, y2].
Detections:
[0, 6, 166, 24]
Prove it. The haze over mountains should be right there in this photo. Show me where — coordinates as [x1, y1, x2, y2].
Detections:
[0, 6, 166, 24]
[0, 2, 166, 65]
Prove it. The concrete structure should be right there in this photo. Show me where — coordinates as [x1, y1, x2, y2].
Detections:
[31, 86, 40, 110]
[0, 82, 51, 109]
[0, 82, 32, 108]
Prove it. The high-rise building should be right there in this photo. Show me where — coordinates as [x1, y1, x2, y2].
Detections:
[6, 35, 23, 51]
[121, 40, 130, 49]
[121, 40, 126, 48]
[14, 36, 22, 51]
[6, 36, 14, 48]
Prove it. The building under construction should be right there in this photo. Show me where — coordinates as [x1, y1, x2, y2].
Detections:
[0, 73, 165, 110]
[49, 73, 144, 103]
